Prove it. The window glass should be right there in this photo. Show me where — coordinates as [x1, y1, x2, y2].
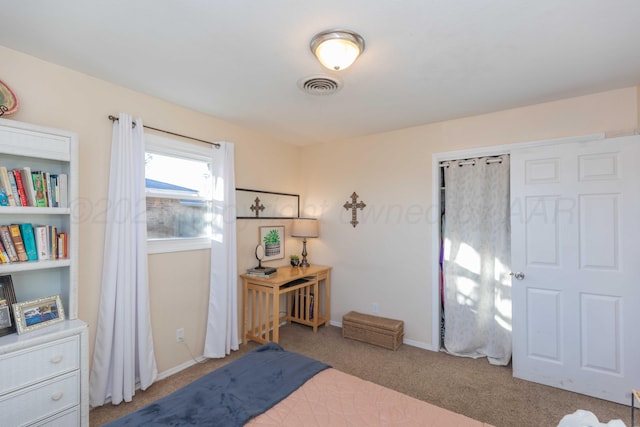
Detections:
[146, 153, 211, 197]
[144, 134, 213, 251]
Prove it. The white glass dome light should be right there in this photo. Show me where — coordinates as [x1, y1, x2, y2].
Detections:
[310, 30, 365, 71]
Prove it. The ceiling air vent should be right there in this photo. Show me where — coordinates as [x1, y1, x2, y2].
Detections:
[298, 75, 342, 95]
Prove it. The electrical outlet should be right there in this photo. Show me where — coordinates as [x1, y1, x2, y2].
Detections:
[176, 328, 184, 342]
[372, 303, 379, 314]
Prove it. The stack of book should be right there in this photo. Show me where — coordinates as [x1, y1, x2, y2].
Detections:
[246, 267, 277, 277]
[0, 165, 68, 208]
[0, 223, 68, 263]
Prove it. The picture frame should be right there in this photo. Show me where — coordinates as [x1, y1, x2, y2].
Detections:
[0, 274, 17, 337]
[12, 295, 65, 334]
[259, 226, 285, 261]
[236, 189, 300, 219]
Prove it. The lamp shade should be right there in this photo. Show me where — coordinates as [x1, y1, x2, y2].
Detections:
[291, 218, 319, 238]
[310, 30, 365, 71]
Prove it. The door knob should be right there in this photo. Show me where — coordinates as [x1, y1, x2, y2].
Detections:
[510, 272, 525, 280]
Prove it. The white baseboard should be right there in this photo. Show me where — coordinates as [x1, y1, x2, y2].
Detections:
[157, 355, 207, 381]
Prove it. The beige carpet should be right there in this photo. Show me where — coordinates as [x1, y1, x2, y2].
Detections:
[90, 324, 631, 427]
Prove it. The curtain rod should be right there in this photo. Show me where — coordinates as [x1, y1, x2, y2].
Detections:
[440, 156, 504, 168]
[107, 115, 220, 148]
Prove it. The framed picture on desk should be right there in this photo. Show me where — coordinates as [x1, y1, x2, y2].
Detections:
[259, 226, 284, 261]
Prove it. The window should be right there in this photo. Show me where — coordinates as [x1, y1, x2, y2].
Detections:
[145, 133, 213, 254]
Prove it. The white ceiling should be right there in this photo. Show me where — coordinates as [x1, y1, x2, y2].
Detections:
[2, 1, 640, 145]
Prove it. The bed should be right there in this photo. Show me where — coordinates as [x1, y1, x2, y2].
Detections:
[106, 342, 493, 426]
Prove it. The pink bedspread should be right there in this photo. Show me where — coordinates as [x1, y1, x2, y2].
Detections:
[247, 368, 493, 426]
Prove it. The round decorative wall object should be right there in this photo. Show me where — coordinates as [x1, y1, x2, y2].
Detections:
[0, 80, 19, 116]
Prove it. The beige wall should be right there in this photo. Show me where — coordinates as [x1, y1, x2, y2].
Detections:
[301, 87, 639, 348]
[0, 45, 301, 373]
[2, 43, 638, 373]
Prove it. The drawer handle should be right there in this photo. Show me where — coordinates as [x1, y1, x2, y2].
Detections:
[50, 354, 63, 364]
[51, 392, 64, 401]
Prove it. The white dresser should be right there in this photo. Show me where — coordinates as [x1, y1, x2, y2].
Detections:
[0, 320, 88, 426]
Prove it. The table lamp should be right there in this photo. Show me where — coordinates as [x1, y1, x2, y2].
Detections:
[291, 218, 319, 268]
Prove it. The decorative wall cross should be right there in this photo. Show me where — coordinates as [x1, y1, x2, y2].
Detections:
[343, 192, 366, 228]
[250, 197, 265, 217]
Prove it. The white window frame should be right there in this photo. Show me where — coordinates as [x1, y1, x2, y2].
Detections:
[145, 133, 213, 254]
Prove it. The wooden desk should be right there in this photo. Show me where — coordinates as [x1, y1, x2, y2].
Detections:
[241, 265, 331, 344]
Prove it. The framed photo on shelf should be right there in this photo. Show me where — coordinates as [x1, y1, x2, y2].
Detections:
[259, 226, 285, 261]
[13, 295, 65, 334]
[0, 274, 17, 337]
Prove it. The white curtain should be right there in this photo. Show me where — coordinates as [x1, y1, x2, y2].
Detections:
[442, 155, 512, 366]
[89, 113, 158, 406]
[203, 141, 239, 358]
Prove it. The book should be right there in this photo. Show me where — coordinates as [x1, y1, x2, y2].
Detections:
[57, 174, 68, 208]
[247, 267, 277, 275]
[50, 225, 57, 259]
[0, 239, 8, 263]
[12, 169, 29, 207]
[21, 167, 37, 207]
[18, 223, 38, 261]
[0, 167, 16, 206]
[50, 174, 59, 207]
[0, 225, 18, 262]
[7, 171, 21, 206]
[8, 224, 28, 262]
[34, 225, 50, 260]
[44, 172, 53, 207]
[246, 271, 277, 278]
[247, 267, 276, 273]
[31, 172, 47, 207]
[57, 232, 67, 259]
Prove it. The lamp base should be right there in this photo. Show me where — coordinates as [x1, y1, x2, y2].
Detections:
[300, 238, 310, 268]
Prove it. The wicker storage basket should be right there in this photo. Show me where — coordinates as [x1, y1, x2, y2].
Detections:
[342, 311, 404, 351]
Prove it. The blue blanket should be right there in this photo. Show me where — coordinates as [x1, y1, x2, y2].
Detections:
[106, 342, 330, 426]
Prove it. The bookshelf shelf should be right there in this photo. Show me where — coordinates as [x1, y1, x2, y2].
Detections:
[0, 207, 72, 215]
[0, 118, 87, 426]
[0, 258, 72, 273]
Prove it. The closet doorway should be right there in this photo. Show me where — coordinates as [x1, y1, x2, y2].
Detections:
[438, 154, 512, 366]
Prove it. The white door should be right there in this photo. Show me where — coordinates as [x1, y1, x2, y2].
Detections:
[511, 135, 640, 404]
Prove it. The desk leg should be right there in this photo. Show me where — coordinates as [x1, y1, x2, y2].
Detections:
[313, 280, 319, 332]
[243, 279, 248, 344]
[325, 274, 331, 327]
[272, 290, 280, 343]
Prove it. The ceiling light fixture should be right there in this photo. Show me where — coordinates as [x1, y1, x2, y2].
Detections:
[310, 29, 365, 71]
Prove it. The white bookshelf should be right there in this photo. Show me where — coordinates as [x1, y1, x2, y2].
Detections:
[0, 117, 87, 426]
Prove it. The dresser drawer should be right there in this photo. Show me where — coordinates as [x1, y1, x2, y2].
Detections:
[30, 406, 80, 427]
[0, 335, 79, 395]
[0, 370, 80, 426]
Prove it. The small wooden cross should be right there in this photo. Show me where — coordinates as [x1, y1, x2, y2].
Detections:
[250, 197, 265, 217]
[343, 192, 366, 228]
